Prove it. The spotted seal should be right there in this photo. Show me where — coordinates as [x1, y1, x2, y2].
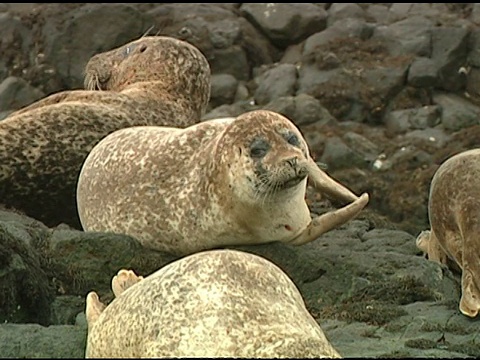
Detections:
[85, 249, 342, 358]
[416, 148, 480, 317]
[77, 109, 369, 255]
[0, 35, 210, 228]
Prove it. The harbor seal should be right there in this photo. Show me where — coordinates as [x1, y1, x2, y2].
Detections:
[416, 148, 480, 318]
[85, 249, 342, 358]
[77, 109, 369, 255]
[0, 35, 210, 228]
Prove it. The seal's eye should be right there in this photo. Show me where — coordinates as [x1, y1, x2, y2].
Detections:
[139, 44, 147, 53]
[250, 138, 269, 158]
[285, 132, 300, 147]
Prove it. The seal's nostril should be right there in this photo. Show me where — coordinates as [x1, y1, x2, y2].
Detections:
[286, 157, 298, 168]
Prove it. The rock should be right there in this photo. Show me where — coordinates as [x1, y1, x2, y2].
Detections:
[147, 4, 277, 80]
[0, 219, 54, 325]
[0, 76, 44, 112]
[303, 18, 374, 57]
[385, 106, 441, 134]
[404, 128, 451, 149]
[319, 136, 365, 170]
[327, 3, 367, 26]
[280, 43, 303, 64]
[240, 3, 327, 48]
[362, 64, 410, 124]
[343, 131, 382, 166]
[0, 323, 86, 358]
[407, 57, 438, 88]
[467, 29, 480, 67]
[209, 73, 239, 108]
[433, 93, 480, 131]
[42, 3, 151, 89]
[254, 63, 297, 105]
[471, 3, 480, 25]
[0, 13, 33, 81]
[465, 67, 480, 102]
[202, 100, 258, 121]
[264, 93, 337, 127]
[431, 27, 469, 92]
[372, 16, 433, 57]
[365, 4, 402, 25]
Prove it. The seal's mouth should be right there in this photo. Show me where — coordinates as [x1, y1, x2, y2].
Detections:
[278, 174, 308, 190]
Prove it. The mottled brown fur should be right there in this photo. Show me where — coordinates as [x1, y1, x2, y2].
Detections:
[77, 110, 368, 255]
[85, 250, 342, 358]
[0, 36, 210, 227]
[417, 148, 480, 317]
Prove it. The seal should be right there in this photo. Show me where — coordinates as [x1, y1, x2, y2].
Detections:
[416, 148, 480, 318]
[85, 249, 342, 358]
[0, 35, 210, 228]
[77, 109, 369, 256]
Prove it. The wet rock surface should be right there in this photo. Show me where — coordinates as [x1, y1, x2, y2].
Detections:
[0, 3, 479, 358]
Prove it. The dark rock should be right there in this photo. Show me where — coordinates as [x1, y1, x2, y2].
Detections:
[471, 3, 480, 25]
[343, 131, 382, 167]
[50, 296, 85, 325]
[0, 13, 33, 81]
[407, 57, 438, 88]
[365, 4, 402, 25]
[264, 93, 336, 127]
[147, 4, 277, 79]
[465, 67, 480, 102]
[385, 106, 441, 135]
[240, 3, 327, 48]
[303, 18, 374, 57]
[372, 16, 433, 57]
[0, 323, 86, 358]
[319, 136, 365, 170]
[327, 3, 368, 26]
[280, 43, 303, 64]
[209, 73, 239, 108]
[433, 93, 480, 131]
[254, 63, 297, 105]
[467, 29, 480, 68]
[202, 100, 258, 121]
[0, 76, 44, 112]
[431, 27, 469, 92]
[404, 128, 451, 149]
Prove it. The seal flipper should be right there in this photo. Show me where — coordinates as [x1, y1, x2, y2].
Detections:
[306, 157, 360, 203]
[289, 192, 369, 246]
[458, 216, 480, 317]
[111, 269, 144, 298]
[85, 291, 106, 331]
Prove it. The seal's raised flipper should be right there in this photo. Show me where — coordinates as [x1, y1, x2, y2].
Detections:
[415, 230, 449, 264]
[306, 158, 359, 203]
[289, 192, 369, 246]
[86, 291, 106, 331]
[111, 269, 144, 298]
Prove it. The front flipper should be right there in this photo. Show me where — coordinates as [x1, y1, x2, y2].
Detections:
[289, 192, 369, 246]
[306, 157, 359, 203]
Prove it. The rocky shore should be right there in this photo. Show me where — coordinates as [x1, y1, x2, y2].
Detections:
[1, 3, 479, 358]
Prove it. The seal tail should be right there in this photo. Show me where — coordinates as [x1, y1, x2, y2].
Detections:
[289, 193, 369, 245]
[306, 158, 360, 203]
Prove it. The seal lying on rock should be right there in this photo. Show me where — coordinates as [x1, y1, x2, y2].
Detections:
[85, 249, 342, 358]
[77, 109, 369, 255]
[416, 148, 480, 318]
[0, 35, 210, 228]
